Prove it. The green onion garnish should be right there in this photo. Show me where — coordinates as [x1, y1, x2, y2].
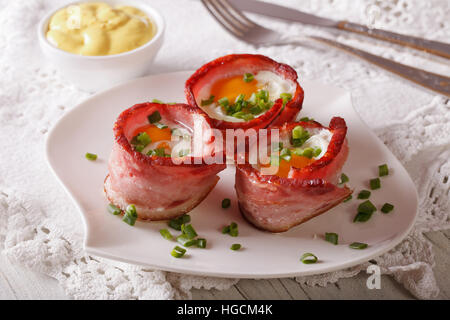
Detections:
[349, 242, 368, 249]
[313, 147, 322, 157]
[154, 122, 168, 129]
[107, 203, 121, 215]
[280, 148, 291, 161]
[151, 99, 164, 104]
[243, 73, 254, 83]
[300, 252, 318, 264]
[176, 234, 198, 247]
[229, 222, 239, 237]
[357, 190, 371, 199]
[171, 246, 186, 258]
[85, 153, 98, 161]
[168, 214, 190, 231]
[131, 132, 151, 152]
[353, 211, 373, 222]
[178, 149, 190, 157]
[197, 238, 207, 249]
[148, 111, 162, 123]
[222, 222, 238, 237]
[181, 224, 198, 239]
[218, 97, 229, 107]
[230, 244, 242, 251]
[381, 203, 394, 213]
[291, 125, 310, 147]
[354, 200, 377, 222]
[201, 95, 215, 106]
[159, 229, 173, 240]
[280, 93, 292, 105]
[122, 204, 138, 226]
[325, 233, 338, 245]
[299, 117, 314, 122]
[301, 148, 314, 159]
[339, 173, 349, 184]
[358, 200, 377, 214]
[343, 195, 352, 202]
[379, 164, 389, 177]
[370, 178, 381, 190]
[222, 198, 231, 209]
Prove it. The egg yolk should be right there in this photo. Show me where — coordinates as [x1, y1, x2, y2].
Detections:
[210, 75, 259, 103]
[133, 124, 172, 144]
[262, 154, 315, 178]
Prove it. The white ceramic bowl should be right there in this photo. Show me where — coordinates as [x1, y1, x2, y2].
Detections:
[38, 0, 165, 92]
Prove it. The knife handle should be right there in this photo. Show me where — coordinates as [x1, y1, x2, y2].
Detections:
[309, 36, 450, 97]
[337, 21, 450, 59]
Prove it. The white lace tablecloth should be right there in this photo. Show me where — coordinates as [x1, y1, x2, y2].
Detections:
[0, 0, 449, 300]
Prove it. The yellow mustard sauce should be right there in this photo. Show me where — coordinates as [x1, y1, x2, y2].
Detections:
[46, 2, 156, 56]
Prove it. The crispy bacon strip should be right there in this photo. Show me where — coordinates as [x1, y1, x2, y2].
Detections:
[235, 117, 352, 232]
[185, 54, 304, 130]
[104, 102, 226, 221]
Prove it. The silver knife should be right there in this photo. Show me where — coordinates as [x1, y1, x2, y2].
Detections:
[228, 0, 450, 59]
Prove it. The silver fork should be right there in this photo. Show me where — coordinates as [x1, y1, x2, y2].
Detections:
[202, 0, 450, 97]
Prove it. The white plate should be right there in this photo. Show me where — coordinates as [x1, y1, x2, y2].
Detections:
[46, 71, 418, 278]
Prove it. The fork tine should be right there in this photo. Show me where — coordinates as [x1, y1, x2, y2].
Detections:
[202, 0, 245, 38]
[213, 0, 253, 31]
[220, 0, 258, 27]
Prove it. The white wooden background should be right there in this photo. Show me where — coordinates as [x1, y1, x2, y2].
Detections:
[1, 229, 449, 299]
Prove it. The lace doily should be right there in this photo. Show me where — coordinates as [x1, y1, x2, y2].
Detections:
[0, 0, 449, 300]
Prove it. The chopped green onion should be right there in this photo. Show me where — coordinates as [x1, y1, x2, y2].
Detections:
[235, 94, 245, 104]
[134, 145, 145, 152]
[85, 153, 98, 161]
[229, 222, 239, 237]
[358, 200, 377, 215]
[148, 111, 162, 124]
[171, 246, 186, 258]
[357, 190, 371, 199]
[354, 200, 377, 222]
[168, 214, 190, 231]
[353, 211, 373, 223]
[218, 97, 229, 107]
[301, 148, 314, 159]
[291, 125, 310, 147]
[349, 242, 368, 249]
[299, 117, 314, 122]
[122, 204, 138, 226]
[379, 164, 389, 177]
[313, 147, 322, 157]
[280, 148, 291, 161]
[300, 252, 318, 264]
[370, 178, 381, 190]
[154, 122, 168, 129]
[343, 195, 352, 203]
[181, 224, 198, 239]
[197, 238, 207, 249]
[178, 149, 190, 157]
[201, 95, 215, 106]
[339, 173, 349, 184]
[249, 105, 262, 114]
[137, 132, 151, 145]
[280, 93, 292, 105]
[243, 73, 254, 83]
[107, 203, 121, 215]
[325, 233, 339, 245]
[151, 99, 164, 104]
[159, 229, 173, 240]
[222, 226, 230, 234]
[176, 234, 198, 247]
[292, 125, 307, 140]
[381, 203, 394, 213]
[230, 244, 242, 251]
[222, 198, 231, 209]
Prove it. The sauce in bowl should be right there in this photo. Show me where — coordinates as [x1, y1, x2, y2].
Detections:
[46, 2, 156, 56]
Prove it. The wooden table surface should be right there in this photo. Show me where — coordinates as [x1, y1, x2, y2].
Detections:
[1, 229, 449, 300]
